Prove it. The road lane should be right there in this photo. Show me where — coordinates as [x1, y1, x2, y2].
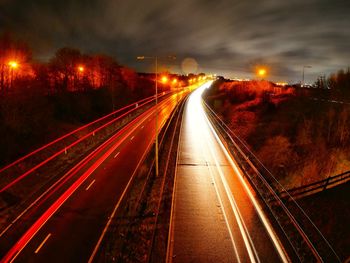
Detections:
[168, 83, 289, 263]
[1, 91, 187, 263]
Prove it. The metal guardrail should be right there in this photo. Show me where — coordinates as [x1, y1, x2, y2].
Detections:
[0, 92, 171, 192]
[0, 92, 170, 175]
[202, 100, 341, 263]
[279, 170, 350, 200]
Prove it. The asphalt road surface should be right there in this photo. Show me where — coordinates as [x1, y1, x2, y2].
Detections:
[1, 91, 186, 263]
[167, 82, 289, 263]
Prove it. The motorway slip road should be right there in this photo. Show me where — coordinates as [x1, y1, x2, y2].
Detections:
[167, 83, 289, 263]
[0, 91, 187, 263]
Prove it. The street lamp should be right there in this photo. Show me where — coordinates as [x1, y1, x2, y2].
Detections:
[302, 65, 312, 87]
[161, 75, 168, 84]
[8, 61, 18, 69]
[76, 65, 85, 91]
[137, 55, 176, 177]
[257, 68, 267, 78]
[8, 60, 19, 89]
[78, 65, 84, 73]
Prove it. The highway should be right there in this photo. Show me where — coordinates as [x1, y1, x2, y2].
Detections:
[167, 82, 289, 263]
[1, 81, 293, 263]
[0, 91, 187, 263]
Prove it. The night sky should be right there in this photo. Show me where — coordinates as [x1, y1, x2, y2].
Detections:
[1, 0, 349, 83]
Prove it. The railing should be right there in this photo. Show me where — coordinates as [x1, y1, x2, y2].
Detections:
[0, 92, 170, 174]
[202, 100, 341, 263]
[0, 91, 176, 240]
[0, 92, 171, 192]
[279, 170, 350, 200]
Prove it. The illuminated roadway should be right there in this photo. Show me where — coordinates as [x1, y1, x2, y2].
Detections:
[167, 82, 289, 263]
[1, 82, 291, 262]
[0, 91, 187, 263]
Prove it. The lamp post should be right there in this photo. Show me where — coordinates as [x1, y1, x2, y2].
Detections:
[257, 68, 267, 79]
[137, 55, 176, 177]
[8, 61, 18, 89]
[76, 65, 85, 91]
[302, 65, 312, 87]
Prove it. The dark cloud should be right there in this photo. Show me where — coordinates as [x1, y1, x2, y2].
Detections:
[0, 0, 349, 83]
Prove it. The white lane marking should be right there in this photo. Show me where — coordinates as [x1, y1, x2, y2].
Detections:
[4, 93, 181, 263]
[85, 179, 96, 191]
[130, 136, 134, 141]
[34, 233, 51, 254]
[199, 143, 242, 263]
[204, 133, 259, 263]
[114, 152, 120, 158]
[88, 137, 155, 263]
[141, 125, 144, 129]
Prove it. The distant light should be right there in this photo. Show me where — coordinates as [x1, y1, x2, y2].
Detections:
[161, 76, 168, 84]
[8, 61, 18, 69]
[78, 66, 84, 72]
[276, 82, 288, 86]
[258, 68, 266, 77]
[172, 78, 178, 84]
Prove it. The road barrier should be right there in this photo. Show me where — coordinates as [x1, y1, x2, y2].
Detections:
[202, 100, 341, 262]
[279, 170, 350, 200]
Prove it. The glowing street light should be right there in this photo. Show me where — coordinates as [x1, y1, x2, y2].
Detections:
[257, 68, 266, 78]
[172, 78, 178, 84]
[78, 65, 84, 72]
[136, 55, 176, 177]
[8, 61, 18, 69]
[8, 60, 19, 89]
[161, 75, 168, 84]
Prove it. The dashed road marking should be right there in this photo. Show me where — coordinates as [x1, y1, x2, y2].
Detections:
[85, 179, 96, 191]
[34, 233, 51, 254]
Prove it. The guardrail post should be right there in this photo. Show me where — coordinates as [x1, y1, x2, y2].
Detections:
[323, 176, 331, 191]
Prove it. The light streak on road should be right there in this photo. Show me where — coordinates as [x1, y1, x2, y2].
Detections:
[185, 82, 258, 262]
[206, 119, 289, 263]
[180, 83, 289, 263]
[1, 91, 188, 263]
[0, 93, 169, 175]
[0, 94, 166, 193]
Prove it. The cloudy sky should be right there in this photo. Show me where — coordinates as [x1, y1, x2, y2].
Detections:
[1, 0, 349, 83]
